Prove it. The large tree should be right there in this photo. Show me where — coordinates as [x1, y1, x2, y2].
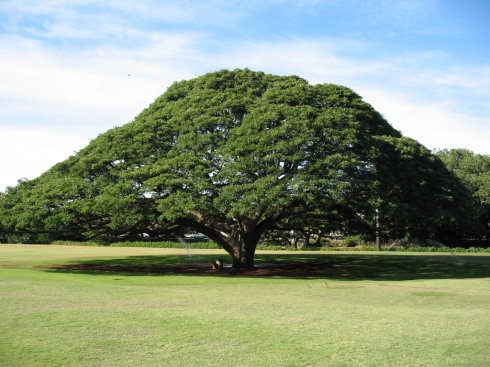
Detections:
[0, 69, 472, 267]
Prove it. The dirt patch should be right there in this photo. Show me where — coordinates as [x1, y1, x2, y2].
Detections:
[47, 261, 331, 277]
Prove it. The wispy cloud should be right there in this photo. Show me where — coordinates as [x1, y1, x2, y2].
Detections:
[0, 31, 201, 127]
[0, 0, 250, 43]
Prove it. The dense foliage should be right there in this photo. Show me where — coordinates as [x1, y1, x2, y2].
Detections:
[0, 69, 479, 268]
[436, 149, 490, 241]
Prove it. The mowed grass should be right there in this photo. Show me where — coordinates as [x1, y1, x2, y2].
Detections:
[1, 245, 489, 367]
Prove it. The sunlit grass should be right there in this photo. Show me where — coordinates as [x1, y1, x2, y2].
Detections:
[1, 245, 489, 366]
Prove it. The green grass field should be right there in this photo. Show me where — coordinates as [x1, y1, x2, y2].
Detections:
[1, 245, 489, 367]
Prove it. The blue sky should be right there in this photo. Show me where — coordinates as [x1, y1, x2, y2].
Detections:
[1, 0, 489, 191]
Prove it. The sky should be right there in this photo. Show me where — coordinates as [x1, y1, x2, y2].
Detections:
[1, 0, 489, 192]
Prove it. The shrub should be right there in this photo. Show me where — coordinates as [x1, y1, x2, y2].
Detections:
[341, 235, 364, 247]
[52, 240, 100, 246]
[110, 241, 218, 249]
[257, 243, 297, 251]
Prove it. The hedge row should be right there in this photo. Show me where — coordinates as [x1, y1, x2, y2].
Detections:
[49, 240, 490, 253]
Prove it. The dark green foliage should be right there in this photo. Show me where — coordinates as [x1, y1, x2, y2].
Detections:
[372, 138, 475, 244]
[341, 235, 364, 247]
[436, 149, 490, 241]
[0, 69, 477, 267]
[111, 241, 217, 249]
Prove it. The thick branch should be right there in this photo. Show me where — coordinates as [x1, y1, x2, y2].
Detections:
[256, 203, 311, 237]
[332, 204, 375, 234]
[175, 217, 235, 255]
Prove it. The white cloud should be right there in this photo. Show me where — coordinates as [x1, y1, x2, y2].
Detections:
[0, 126, 89, 191]
[0, 0, 248, 42]
[0, 33, 200, 130]
[359, 88, 490, 154]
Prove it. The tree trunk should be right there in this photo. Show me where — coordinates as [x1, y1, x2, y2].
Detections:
[179, 217, 261, 271]
[375, 231, 381, 251]
[229, 225, 258, 271]
[314, 231, 323, 247]
[375, 208, 381, 251]
[230, 238, 257, 270]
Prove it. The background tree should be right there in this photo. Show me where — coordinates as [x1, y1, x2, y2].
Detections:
[371, 138, 474, 244]
[0, 69, 474, 268]
[436, 149, 490, 241]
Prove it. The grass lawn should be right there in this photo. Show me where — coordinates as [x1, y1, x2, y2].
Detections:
[1, 245, 489, 367]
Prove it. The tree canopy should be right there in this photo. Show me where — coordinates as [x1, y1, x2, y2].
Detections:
[436, 149, 490, 240]
[0, 69, 476, 269]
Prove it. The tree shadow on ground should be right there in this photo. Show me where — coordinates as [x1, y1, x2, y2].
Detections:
[45, 253, 490, 281]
